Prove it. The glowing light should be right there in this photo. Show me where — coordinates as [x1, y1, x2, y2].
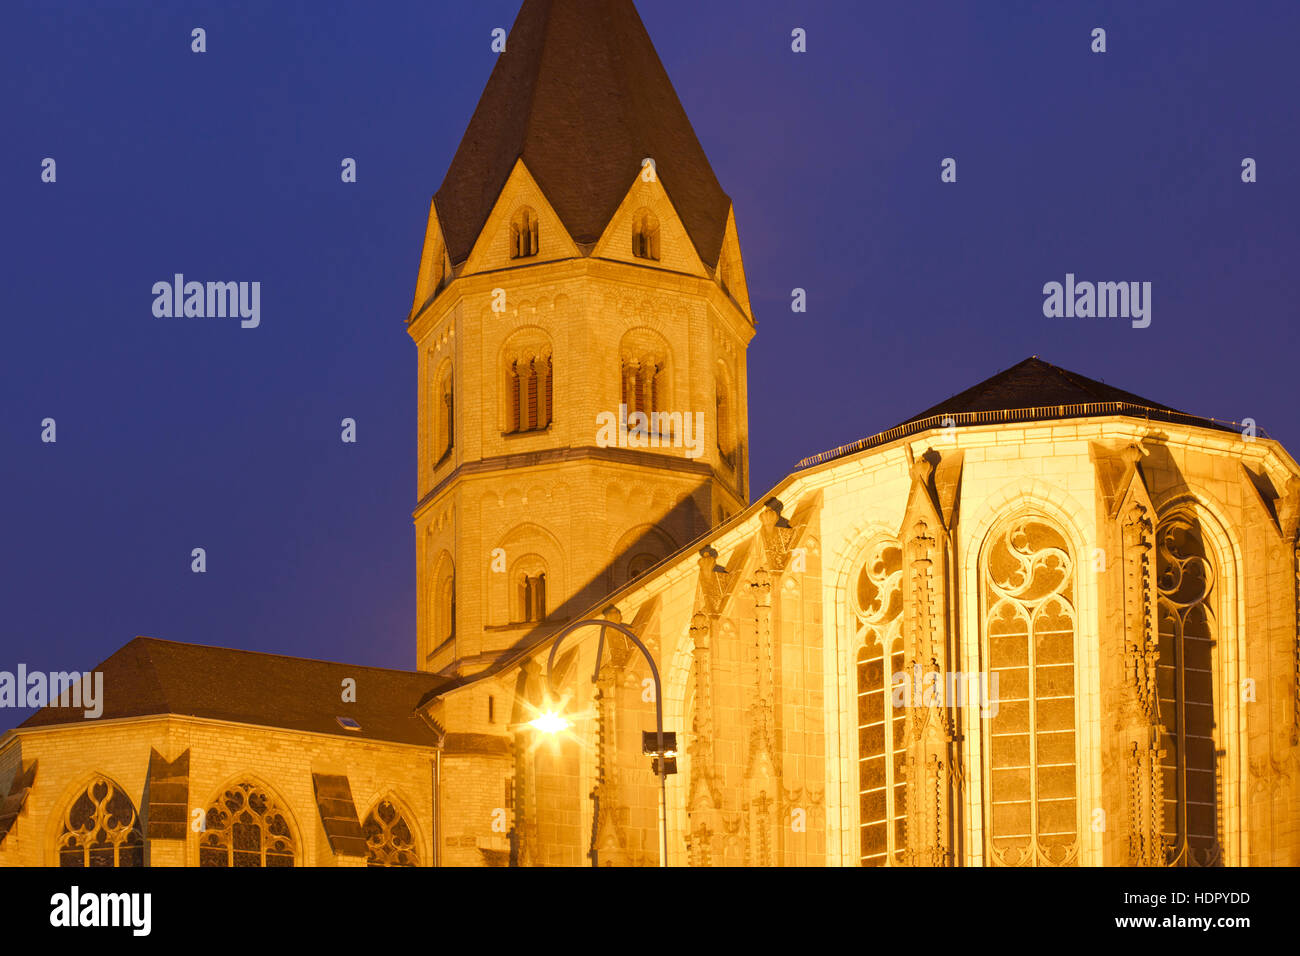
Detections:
[529, 711, 571, 734]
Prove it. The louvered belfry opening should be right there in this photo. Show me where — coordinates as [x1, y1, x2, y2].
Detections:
[508, 353, 552, 433]
[511, 207, 539, 259]
[518, 573, 546, 623]
[633, 208, 660, 260]
[435, 367, 454, 463]
[621, 355, 668, 441]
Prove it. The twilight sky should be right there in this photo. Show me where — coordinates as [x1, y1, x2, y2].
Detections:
[3, 0, 1297, 727]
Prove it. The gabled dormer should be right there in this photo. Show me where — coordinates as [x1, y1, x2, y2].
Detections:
[591, 171, 707, 277]
[459, 160, 581, 278]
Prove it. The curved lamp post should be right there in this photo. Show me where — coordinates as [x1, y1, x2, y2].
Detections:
[540, 617, 671, 867]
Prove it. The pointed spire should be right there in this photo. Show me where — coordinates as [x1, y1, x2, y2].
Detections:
[433, 0, 732, 267]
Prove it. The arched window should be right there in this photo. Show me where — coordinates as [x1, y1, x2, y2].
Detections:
[632, 208, 660, 260]
[199, 782, 296, 867]
[434, 555, 456, 646]
[363, 799, 418, 867]
[508, 352, 552, 433]
[57, 776, 144, 867]
[715, 366, 737, 469]
[517, 572, 546, 623]
[983, 515, 1079, 866]
[510, 207, 539, 259]
[626, 552, 658, 583]
[620, 355, 668, 441]
[1155, 511, 1221, 866]
[852, 536, 904, 866]
[434, 363, 454, 465]
[511, 554, 548, 624]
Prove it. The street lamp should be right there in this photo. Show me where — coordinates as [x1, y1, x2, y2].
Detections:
[527, 711, 571, 734]
[540, 617, 673, 867]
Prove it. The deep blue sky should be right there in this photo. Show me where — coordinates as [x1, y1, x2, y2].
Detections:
[3, 0, 1297, 727]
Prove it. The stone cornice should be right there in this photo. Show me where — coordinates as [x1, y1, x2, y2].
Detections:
[413, 446, 718, 519]
[406, 256, 755, 346]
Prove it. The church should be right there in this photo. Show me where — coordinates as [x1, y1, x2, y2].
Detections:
[2, 0, 1297, 868]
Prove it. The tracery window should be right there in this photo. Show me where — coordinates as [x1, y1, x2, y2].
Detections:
[199, 782, 296, 867]
[363, 799, 418, 867]
[507, 352, 552, 433]
[1155, 512, 1221, 866]
[983, 515, 1079, 866]
[510, 206, 539, 259]
[632, 208, 660, 260]
[852, 536, 905, 866]
[57, 777, 144, 867]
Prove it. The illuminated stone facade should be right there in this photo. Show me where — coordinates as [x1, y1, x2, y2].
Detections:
[436, 412, 1300, 866]
[1, 0, 1297, 868]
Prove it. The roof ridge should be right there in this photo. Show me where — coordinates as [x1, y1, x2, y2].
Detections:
[126, 636, 429, 678]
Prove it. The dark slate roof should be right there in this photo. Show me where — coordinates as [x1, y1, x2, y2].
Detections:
[900, 356, 1183, 424]
[18, 637, 447, 746]
[432, 0, 732, 267]
[797, 357, 1238, 469]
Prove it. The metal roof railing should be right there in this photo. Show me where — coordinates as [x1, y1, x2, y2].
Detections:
[795, 401, 1262, 470]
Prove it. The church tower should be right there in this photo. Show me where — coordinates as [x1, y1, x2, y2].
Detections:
[409, 0, 755, 675]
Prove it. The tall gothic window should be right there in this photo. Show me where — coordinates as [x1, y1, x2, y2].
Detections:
[199, 782, 296, 867]
[510, 206, 539, 259]
[57, 777, 144, 867]
[632, 208, 660, 260]
[508, 353, 552, 433]
[363, 799, 418, 867]
[852, 536, 905, 866]
[1156, 512, 1221, 866]
[983, 515, 1079, 866]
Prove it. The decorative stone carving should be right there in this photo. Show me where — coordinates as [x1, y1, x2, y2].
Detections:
[898, 449, 961, 867]
[759, 499, 797, 572]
